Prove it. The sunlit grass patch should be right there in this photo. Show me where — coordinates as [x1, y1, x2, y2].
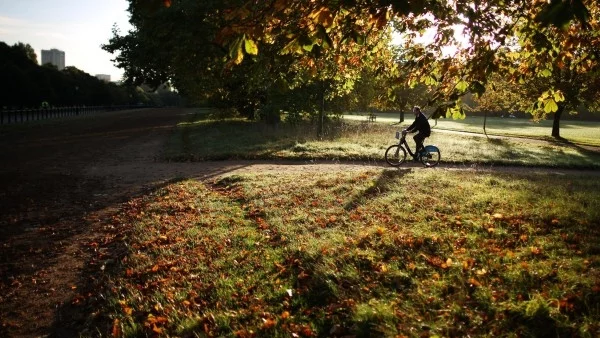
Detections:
[164, 111, 600, 168]
[105, 170, 600, 337]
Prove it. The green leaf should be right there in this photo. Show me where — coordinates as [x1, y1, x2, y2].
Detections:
[540, 69, 552, 77]
[244, 38, 258, 55]
[553, 91, 565, 102]
[302, 43, 315, 52]
[456, 80, 468, 92]
[544, 99, 559, 113]
[424, 76, 437, 86]
[229, 37, 244, 64]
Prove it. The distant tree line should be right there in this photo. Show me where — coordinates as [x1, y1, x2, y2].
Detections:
[0, 41, 181, 109]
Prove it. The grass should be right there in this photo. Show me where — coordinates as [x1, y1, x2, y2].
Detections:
[344, 112, 600, 147]
[102, 169, 600, 337]
[163, 109, 600, 169]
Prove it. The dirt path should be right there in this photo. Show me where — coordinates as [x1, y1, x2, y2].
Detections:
[0, 108, 598, 337]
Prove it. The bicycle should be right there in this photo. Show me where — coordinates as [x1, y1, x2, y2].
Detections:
[385, 130, 440, 167]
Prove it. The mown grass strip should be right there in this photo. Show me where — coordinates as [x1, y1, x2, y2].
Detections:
[164, 112, 600, 169]
[105, 169, 600, 337]
[344, 113, 600, 147]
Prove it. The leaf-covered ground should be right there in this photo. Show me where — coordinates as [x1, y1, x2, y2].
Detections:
[103, 169, 600, 337]
[2, 108, 599, 337]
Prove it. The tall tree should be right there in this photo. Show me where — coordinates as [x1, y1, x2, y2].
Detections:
[217, 0, 598, 128]
[104, 0, 398, 129]
[12, 42, 37, 64]
[104, 0, 598, 137]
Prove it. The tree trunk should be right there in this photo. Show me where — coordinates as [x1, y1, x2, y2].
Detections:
[552, 105, 564, 138]
[399, 110, 404, 123]
[318, 81, 324, 138]
[483, 110, 488, 138]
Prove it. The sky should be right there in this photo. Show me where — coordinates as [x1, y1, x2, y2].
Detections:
[0, 0, 133, 82]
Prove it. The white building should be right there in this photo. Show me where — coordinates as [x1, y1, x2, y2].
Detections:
[41, 48, 65, 70]
[95, 74, 111, 82]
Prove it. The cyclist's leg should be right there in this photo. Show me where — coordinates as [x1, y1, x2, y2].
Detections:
[413, 133, 425, 153]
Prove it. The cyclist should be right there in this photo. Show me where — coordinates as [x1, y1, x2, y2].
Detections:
[403, 106, 431, 160]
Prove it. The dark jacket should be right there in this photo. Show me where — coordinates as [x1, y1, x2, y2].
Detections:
[406, 112, 431, 136]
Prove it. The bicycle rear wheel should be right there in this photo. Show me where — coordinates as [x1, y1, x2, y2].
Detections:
[385, 145, 407, 166]
[420, 146, 440, 167]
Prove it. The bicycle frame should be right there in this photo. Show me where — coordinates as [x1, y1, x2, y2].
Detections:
[395, 131, 420, 157]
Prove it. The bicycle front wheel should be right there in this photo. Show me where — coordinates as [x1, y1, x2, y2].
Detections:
[385, 145, 407, 166]
[420, 146, 440, 167]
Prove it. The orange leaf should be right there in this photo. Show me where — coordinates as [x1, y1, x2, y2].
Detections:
[163, 0, 172, 8]
[301, 325, 314, 336]
[468, 278, 481, 287]
[262, 318, 276, 329]
[112, 318, 121, 337]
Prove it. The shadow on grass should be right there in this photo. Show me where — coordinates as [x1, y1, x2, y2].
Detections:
[545, 136, 600, 156]
[167, 117, 322, 161]
[165, 114, 391, 162]
[344, 169, 411, 211]
[466, 137, 600, 169]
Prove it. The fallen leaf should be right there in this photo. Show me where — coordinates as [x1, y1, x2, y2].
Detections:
[262, 318, 276, 329]
[468, 278, 481, 287]
[298, 271, 309, 279]
[112, 318, 121, 337]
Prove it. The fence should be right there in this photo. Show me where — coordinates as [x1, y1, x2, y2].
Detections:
[0, 105, 150, 125]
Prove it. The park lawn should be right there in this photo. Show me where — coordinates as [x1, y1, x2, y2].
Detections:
[164, 111, 600, 169]
[344, 112, 600, 147]
[103, 169, 600, 337]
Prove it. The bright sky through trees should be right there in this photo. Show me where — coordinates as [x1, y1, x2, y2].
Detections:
[0, 0, 132, 81]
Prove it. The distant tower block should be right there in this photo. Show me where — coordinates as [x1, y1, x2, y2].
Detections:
[95, 74, 111, 82]
[41, 48, 65, 70]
